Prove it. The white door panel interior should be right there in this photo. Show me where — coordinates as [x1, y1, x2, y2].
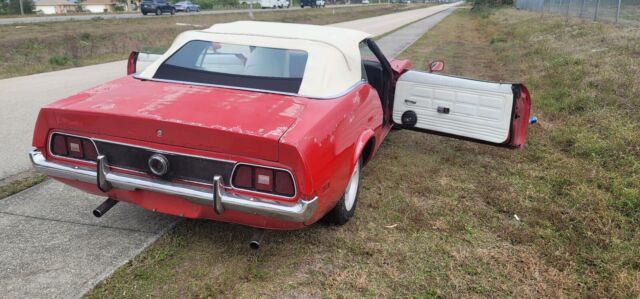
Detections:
[393, 71, 514, 144]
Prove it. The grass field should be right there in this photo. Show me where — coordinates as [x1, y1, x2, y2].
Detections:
[0, 4, 427, 79]
[85, 6, 640, 297]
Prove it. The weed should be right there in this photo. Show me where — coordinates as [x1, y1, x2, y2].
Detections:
[0, 171, 46, 200]
[47, 55, 70, 65]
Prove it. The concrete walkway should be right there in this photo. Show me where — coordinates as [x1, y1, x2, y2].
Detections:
[376, 7, 457, 58]
[0, 4, 459, 298]
[0, 180, 179, 298]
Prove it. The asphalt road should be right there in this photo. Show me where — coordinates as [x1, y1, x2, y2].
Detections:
[0, 3, 372, 25]
[0, 4, 459, 297]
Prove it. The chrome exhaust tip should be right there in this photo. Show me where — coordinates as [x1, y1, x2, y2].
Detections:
[249, 229, 265, 250]
[93, 198, 118, 218]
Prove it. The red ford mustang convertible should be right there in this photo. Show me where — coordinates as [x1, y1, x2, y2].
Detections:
[30, 21, 531, 230]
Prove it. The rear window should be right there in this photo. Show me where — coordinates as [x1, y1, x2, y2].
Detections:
[154, 40, 309, 94]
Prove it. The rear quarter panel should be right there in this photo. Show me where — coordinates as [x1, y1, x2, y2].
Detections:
[280, 84, 384, 224]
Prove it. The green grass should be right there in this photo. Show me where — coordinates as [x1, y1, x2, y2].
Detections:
[86, 7, 640, 297]
[0, 4, 430, 79]
[0, 171, 46, 200]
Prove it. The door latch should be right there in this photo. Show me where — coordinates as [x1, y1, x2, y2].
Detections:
[437, 106, 450, 114]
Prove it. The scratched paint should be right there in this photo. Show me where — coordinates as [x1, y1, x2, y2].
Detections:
[57, 77, 306, 140]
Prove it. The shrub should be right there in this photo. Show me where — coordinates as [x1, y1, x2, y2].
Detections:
[0, 0, 34, 15]
[192, 0, 240, 9]
[472, 0, 514, 6]
[48, 55, 70, 66]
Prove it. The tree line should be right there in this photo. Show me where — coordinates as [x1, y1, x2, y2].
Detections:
[1, 0, 34, 14]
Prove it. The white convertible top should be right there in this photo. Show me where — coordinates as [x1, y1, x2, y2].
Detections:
[137, 21, 372, 98]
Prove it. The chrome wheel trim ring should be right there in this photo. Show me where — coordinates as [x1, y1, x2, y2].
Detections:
[344, 160, 360, 211]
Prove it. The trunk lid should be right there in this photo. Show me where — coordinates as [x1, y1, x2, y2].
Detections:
[47, 77, 306, 161]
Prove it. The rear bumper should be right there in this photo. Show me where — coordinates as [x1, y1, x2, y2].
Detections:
[29, 150, 317, 223]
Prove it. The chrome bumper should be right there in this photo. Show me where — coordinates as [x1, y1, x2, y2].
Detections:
[29, 150, 317, 222]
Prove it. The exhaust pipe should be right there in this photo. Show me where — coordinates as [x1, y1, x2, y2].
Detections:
[249, 229, 265, 250]
[93, 198, 118, 218]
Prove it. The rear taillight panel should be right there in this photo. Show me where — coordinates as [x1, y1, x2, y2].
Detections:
[48, 133, 296, 197]
[49, 133, 98, 162]
[231, 164, 296, 198]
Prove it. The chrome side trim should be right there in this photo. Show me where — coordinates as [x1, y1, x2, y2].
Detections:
[30, 150, 317, 223]
[133, 74, 365, 100]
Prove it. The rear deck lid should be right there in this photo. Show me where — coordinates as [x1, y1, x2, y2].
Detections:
[47, 77, 306, 161]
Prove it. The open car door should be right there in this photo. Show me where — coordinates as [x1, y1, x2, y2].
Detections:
[392, 71, 532, 148]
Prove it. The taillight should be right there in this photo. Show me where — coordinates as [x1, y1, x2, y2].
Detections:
[127, 51, 139, 75]
[51, 134, 68, 156]
[254, 168, 274, 192]
[232, 164, 295, 197]
[82, 139, 98, 160]
[66, 136, 83, 159]
[49, 133, 99, 162]
[274, 171, 294, 195]
[233, 165, 253, 188]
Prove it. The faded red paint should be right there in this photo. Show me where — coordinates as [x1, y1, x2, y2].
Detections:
[389, 59, 412, 76]
[32, 76, 389, 229]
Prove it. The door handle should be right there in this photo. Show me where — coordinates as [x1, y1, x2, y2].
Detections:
[404, 99, 416, 105]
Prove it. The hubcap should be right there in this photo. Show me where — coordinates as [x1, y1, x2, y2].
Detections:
[344, 160, 360, 211]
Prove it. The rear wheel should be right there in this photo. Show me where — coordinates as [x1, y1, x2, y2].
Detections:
[155, 8, 161, 15]
[170, 8, 175, 15]
[326, 156, 362, 225]
[142, 11, 147, 15]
